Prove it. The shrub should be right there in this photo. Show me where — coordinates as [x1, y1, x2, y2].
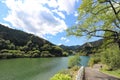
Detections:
[50, 73, 71, 80]
[88, 53, 101, 67]
[68, 55, 81, 68]
[71, 65, 80, 71]
[101, 44, 120, 70]
[59, 69, 71, 75]
[88, 58, 95, 67]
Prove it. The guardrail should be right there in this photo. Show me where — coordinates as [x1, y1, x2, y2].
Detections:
[76, 66, 85, 80]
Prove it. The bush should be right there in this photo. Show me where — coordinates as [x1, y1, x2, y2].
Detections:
[59, 69, 71, 75]
[50, 73, 71, 80]
[101, 44, 120, 70]
[68, 55, 81, 68]
[71, 65, 80, 71]
[88, 53, 101, 67]
[88, 58, 95, 67]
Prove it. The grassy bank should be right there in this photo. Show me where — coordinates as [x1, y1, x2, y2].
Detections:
[101, 69, 120, 78]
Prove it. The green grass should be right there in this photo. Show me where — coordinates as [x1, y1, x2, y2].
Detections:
[100, 69, 120, 78]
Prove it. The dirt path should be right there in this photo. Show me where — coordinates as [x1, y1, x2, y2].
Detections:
[84, 64, 120, 80]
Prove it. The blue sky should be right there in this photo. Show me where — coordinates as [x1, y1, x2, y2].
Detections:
[0, 0, 100, 46]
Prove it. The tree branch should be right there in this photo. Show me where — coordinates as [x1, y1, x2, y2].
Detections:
[87, 29, 118, 34]
[108, 0, 120, 23]
[91, 6, 111, 15]
[83, 29, 119, 40]
[114, 21, 120, 29]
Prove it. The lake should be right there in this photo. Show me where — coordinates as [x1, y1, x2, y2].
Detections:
[0, 56, 90, 80]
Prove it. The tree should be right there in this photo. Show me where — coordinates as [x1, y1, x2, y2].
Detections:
[41, 51, 51, 57]
[68, 55, 81, 68]
[41, 44, 51, 51]
[67, 0, 120, 48]
[51, 46, 63, 56]
[0, 38, 15, 50]
[63, 52, 69, 56]
[101, 44, 120, 70]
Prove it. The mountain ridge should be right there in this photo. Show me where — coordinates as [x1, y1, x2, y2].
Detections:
[0, 24, 63, 58]
[59, 39, 103, 55]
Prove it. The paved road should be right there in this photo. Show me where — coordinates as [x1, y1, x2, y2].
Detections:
[84, 64, 120, 80]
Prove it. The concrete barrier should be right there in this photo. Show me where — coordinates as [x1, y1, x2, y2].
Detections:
[76, 66, 85, 80]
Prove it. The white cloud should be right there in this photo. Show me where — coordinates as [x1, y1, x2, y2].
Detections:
[58, 43, 62, 45]
[46, 0, 58, 8]
[74, 11, 79, 17]
[46, 0, 78, 14]
[57, 0, 78, 14]
[61, 37, 70, 43]
[61, 37, 66, 40]
[65, 39, 70, 43]
[2, 0, 78, 37]
[52, 10, 65, 19]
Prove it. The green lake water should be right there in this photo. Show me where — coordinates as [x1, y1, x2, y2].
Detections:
[0, 56, 90, 80]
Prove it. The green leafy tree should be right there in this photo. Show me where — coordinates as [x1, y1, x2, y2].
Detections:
[101, 44, 120, 70]
[88, 53, 101, 67]
[41, 44, 51, 51]
[63, 52, 69, 56]
[67, 0, 120, 47]
[32, 53, 40, 58]
[41, 51, 51, 57]
[51, 46, 63, 56]
[68, 55, 81, 68]
[8, 43, 15, 49]
[0, 38, 15, 50]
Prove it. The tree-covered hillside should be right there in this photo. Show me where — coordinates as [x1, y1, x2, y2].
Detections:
[60, 39, 103, 55]
[77, 39, 103, 55]
[0, 24, 63, 58]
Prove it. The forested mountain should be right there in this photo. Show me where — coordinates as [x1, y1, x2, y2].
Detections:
[59, 45, 80, 51]
[0, 24, 53, 46]
[77, 39, 103, 55]
[0, 24, 103, 59]
[0, 24, 63, 58]
[60, 39, 103, 55]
